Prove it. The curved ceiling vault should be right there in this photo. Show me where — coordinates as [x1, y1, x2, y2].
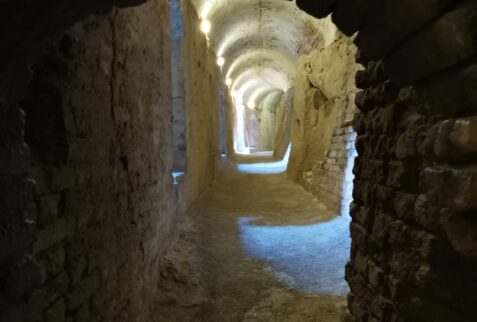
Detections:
[191, 0, 337, 106]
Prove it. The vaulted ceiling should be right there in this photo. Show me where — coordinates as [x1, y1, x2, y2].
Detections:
[191, 0, 337, 105]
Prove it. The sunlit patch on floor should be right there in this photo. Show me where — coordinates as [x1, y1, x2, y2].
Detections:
[235, 144, 291, 174]
[237, 214, 351, 295]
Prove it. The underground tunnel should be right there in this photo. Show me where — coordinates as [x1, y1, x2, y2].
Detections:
[1, 0, 477, 321]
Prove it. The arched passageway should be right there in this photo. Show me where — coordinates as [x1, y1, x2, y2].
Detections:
[0, 0, 476, 321]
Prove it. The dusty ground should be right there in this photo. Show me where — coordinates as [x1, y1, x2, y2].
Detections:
[152, 160, 350, 321]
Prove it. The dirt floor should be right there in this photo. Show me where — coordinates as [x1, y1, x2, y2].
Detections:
[152, 159, 351, 321]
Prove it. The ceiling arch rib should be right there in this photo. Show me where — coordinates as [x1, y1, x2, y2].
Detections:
[231, 67, 289, 102]
[225, 49, 295, 85]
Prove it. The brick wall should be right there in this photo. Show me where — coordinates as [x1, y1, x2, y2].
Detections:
[311, 124, 357, 215]
[288, 32, 359, 215]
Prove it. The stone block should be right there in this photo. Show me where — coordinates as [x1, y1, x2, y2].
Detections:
[385, 2, 477, 85]
[414, 195, 443, 233]
[443, 212, 477, 258]
[432, 120, 454, 159]
[369, 296, 392, 321]
[449, 116, 477, 157]
[423, 166, 477, 211]
[387, 220, 410, 249]
[431, 117, 477, 161]
[395, 132, 417, 160]
[371, 213, 393, 243]
[353, 251, 369, 277]
[350, 223, 368, 253]
[367, 261, 384, 288]
[393, 193, 417, 221]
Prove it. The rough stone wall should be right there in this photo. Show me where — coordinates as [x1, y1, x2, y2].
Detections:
[287, 34, 359, 214]
[218, 86, 228, 156]
[178, 0, 221, 207]
[346, 56, 477, 322]
[170, 0, 187, 171]
[1, 1, 176, 321]
[0, 1, 146, 320]
[225, 93, 237, 157]
[273, 88, 294, 160]
[314, 1, 477, 321]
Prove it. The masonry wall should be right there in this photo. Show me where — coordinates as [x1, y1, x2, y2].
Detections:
[347, 56, 477, 322]
[311, 1, 477, 321]
[287, 33, 359, 214]
[1, 1, 176, 321]
[177, 0, 221, 208]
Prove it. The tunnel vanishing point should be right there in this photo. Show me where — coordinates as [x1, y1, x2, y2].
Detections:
[1, 0, 477, 321]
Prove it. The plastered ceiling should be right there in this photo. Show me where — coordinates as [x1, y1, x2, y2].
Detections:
[191, 0, 337, 105]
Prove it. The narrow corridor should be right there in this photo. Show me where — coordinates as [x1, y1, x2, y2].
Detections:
[2, 1, 477, 321]
[156, 160, 350, 321]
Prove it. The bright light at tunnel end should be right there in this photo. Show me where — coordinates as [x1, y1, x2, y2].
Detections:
[247, 101, 256, 109]
[226, 78, 232, 86]
[200, 20, 211, 34]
